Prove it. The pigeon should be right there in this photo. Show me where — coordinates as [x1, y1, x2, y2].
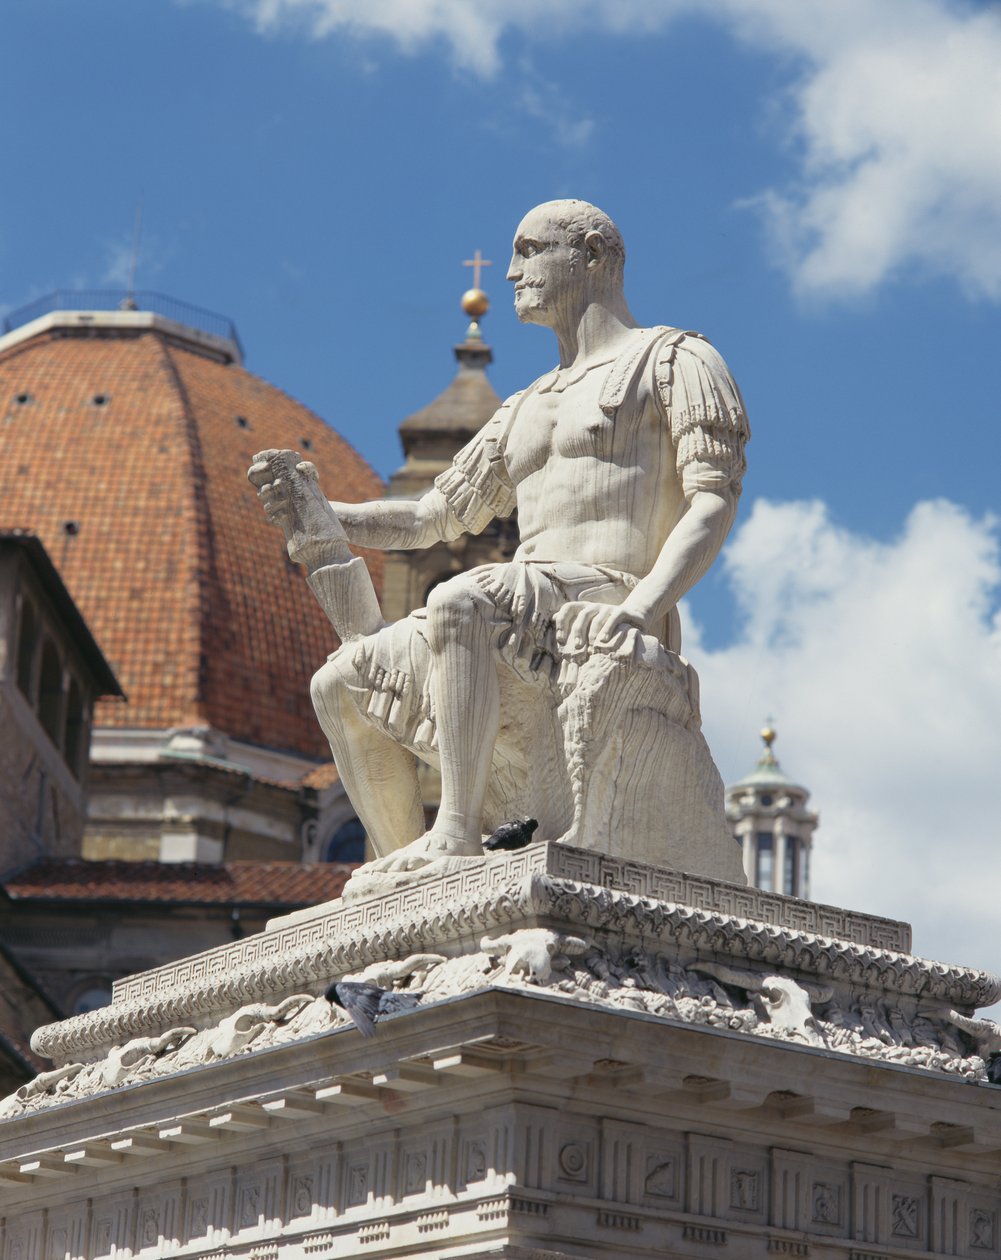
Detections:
[324, 980, 422, 1039]
[484, 818, 539, 852]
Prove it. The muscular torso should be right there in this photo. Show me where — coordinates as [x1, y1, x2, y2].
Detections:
[505, 359, 684, 578]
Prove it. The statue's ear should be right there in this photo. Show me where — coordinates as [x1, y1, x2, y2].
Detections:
[584, 230, 607, 269]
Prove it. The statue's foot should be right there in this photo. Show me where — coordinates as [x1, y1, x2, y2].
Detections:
[369, 829, 484, 874]
[341, 830, 484, 902]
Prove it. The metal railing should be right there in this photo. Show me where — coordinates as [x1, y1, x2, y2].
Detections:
[1, 290, 243, 359]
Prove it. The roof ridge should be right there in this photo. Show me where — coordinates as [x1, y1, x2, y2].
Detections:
[155, 337, 219, 723]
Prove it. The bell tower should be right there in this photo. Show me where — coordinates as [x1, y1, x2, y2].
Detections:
[380, 267, 516, 623]
[725, 725, 819, 898]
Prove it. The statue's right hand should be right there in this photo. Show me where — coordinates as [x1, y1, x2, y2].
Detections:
[248, 449, 302, 527]
[248, 450, 350, 567]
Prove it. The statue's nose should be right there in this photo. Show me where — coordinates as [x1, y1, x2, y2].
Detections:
[506, 257, 521, 281]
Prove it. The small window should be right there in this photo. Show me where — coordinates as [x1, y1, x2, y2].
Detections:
[759, 792, 773, 807]
[91, 393, 110, 407]
[301, 437, 313, 451]
[755, 832, 773, 890]
[64, 677, 88, 779]
[38, 639, 64, 747]
[235, 415, 250, 429]
[325, 817, 366, 863]
[16, 598, 38, 700]
[14, 391, 32, 406]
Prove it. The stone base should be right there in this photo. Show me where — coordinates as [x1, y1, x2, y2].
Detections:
[2, 844, 1000, 1258]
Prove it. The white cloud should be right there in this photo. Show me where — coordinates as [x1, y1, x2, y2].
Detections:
[687, 497, 1001, 989]
[213, 0, 1001, 299]
[726, 0, 1001, 298]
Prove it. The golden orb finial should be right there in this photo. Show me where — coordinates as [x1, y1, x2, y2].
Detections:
[761, 723, 776, 749]
[461, 288, 490, 319]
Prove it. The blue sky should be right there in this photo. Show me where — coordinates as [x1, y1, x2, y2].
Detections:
[3, 0, 1000, 976]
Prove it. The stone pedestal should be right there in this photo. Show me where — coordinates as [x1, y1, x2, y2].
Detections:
[3, 845, 1001, 1258]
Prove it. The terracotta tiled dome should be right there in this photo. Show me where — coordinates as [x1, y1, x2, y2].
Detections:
[0, 307, 383, 759]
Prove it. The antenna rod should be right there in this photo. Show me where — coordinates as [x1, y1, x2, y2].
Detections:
[126, 196, 144, 306]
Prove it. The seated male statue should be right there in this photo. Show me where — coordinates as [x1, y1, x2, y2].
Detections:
[250, 199, 750, 890]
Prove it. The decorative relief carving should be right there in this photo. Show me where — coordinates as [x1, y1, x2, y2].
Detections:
[812, 1182, 841, 1226]
[291, 1176, 314, 1219]
[348, 1163, 369, 1207]
[971, 1208, 996, 1250]
[465, 1139, 488, 1183]
[139, 1208, 159, 1248]
[237, 1184, 261, 1230]
[731, 1168, 760, 1212]
[93, 1220, 113, 1255]
[403, 1151, 428, 1195]
[644, 1156, 677, 1199]
[557, 1141, 589, 1182]
[891, 1193, 919, 1238]
[188, 1197, 209, 1237]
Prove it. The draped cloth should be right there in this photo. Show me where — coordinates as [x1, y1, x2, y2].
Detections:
[338, 560, 638, 754]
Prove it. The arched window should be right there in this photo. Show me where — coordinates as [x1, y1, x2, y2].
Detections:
[423, 574, 453, 605]
[16, 597, 37, 701]
[755, 832, 774, 890]
[783, 836, 799, 896]
[325, 817, 366, 863]
[63, 676, 88, 779]
[72, 984, 113, 1015]
[38, 639, 64, 748]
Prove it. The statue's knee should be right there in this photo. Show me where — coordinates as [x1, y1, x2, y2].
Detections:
[425, 576, 488, 650]
[310, 653, 358, 723]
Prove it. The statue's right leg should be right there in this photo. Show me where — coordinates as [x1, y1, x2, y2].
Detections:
[310, 653, 425, 857]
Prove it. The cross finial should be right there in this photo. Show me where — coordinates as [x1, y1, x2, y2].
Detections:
[462, 249, 492, 290]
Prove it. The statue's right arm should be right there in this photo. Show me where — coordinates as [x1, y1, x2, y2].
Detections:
[328, 487, 464, 551]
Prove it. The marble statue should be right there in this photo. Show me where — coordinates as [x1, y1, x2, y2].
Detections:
[249, 199, 750, 891]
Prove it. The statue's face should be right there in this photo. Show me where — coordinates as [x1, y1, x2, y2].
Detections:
[507, 208, 582, 327]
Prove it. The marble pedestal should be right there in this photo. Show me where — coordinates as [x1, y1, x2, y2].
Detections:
[2, 845, 1001, 1259]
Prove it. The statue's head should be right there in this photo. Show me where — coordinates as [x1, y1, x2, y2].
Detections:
[507, 199, 625, 327]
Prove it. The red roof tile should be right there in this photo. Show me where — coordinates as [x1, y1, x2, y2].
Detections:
[4, 858, 353, 906]
[0, 327, 384, 757]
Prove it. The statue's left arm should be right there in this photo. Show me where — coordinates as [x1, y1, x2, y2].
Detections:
[568, 334, 749, 649]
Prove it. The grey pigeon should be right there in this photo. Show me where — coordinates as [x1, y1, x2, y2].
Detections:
[325, 980, 422, 1039]
[484, 818, 539, 852]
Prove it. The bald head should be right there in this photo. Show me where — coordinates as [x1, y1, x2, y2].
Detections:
[529, 199, 626, 274]
[508, 200, 628, 331]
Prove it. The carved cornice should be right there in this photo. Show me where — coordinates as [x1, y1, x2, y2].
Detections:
[29, 860, 996, 1066]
